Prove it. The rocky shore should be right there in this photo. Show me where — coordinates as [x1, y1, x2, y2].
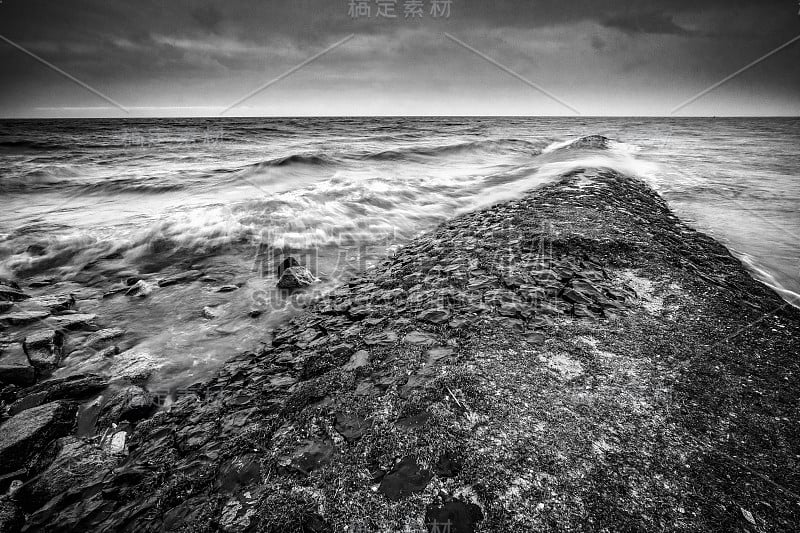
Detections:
[1, 169, 799, 532]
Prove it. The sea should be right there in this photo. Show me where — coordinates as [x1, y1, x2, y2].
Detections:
[1, 117, 798, 389]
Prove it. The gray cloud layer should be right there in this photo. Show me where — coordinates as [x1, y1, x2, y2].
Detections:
[0, 0, 797, 116]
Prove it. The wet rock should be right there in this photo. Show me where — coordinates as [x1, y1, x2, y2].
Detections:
[124, 279, 157, 297]
[102, 430, 127, 455]
[363, 330, 397, 346]
[0, 310, 50, 327]
[158, 269, 203, 287]
[563, 134, 610, 150]
[277, 266, 318, 289]
[378, 456, 432, 501]
[9, 374, 108, 416]
[47, 313, 97, 331]
[202, 306, 220, 319]
[215, 453, 262, 493]
[418, 308, 451, 325]
[23, 329, 64, 373]
[342, 350, 369, 371]
[15, 437, 115, 512]
[0, 279, 29, 302]
[561, 287, 593, 305]
[285, 440, 334, 476]
[109, 350, 162, 382]
[0, 498, 24, 533]
[97, 385, 153, 427]
[83, 328, 124, 350]
[333, 412, 366, 442]
[329, 343, 353, 357]
[424, 496, 484, 533]
[217, 285, 239, 293]
[28, 294, 75, 314]
[404, 331, 438, 346]
[0, 401, 77, 475]
[0, 344, 35, 386]
[277, 256, 299, 276]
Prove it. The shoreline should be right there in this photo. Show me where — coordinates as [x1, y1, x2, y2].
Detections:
[2, 168, 799, 531]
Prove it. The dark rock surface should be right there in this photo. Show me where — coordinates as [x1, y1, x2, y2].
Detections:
[96, 385, 153, 427]
[8, 374, 108, 416]
[6, 170, 800, 532]
[0, 343, 35, 386]
[0, 401, 76, 475]
[23, 329, 64, 373]
[276, 265, 317, 289]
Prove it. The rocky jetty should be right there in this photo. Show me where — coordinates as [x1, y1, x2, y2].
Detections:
[1, 169, 799, 532]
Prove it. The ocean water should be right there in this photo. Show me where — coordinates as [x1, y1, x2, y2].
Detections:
[1, 117, 798, 388]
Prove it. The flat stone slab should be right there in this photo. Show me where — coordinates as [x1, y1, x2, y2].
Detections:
[0, 401, 77, 475]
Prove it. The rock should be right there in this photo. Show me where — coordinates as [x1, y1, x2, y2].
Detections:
[216, 285, 239, 293]
[83, 328, 125, 350]
[277, 266, 317, 289]
[97, 385, 154, 427]
[28, 294, 75, 314]
[0, 302, 13, 314]
[0, 344, 35, 386]
[124, 279, 157, 297]
[276, 256, 300, 276]
[564, 135, 610, 150]
[202, 306, 220, 319]
[47, 314, 97, 330]
[248, 309, 263, 318]
[0, 310, 50, 327]
[0, 498, 24, 533]
[404, 331, 438, 346]
[0, 279, 29, 302]
[109, 350, 163, 382]
[23, 329, 64, 373]
[158, 270, 203, 287]
[363, 330, 397, 346]
[0, 401, 77, 475]
[424, 496, 484, 533]
[342, 350, 369, 371]
[103, 431, 127, 455]
[9, 374, 108, 415]
[333, 412, 366, 442]
[15, 437, 116, 512]
[285, 440, 334, 476]
[562, 288, 593, 305]
[418, 308, 451, 325]
[378, 456, 432, 501]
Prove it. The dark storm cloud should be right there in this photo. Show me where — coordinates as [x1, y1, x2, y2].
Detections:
[0, 0, 797, 116]
[603, 11, 691, 35]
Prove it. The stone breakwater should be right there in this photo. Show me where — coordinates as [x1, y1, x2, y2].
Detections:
[2, 169, 799, 532]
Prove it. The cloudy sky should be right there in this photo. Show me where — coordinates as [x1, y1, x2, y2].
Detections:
[0, 0, 798, 117]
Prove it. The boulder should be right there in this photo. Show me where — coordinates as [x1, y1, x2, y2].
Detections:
[23, 329, 64, 373]
[28, 294, 75, 314]
[0, 310, 50, 327]
[276, 256, 300, 276]
[378, 456, 432, 501]
[14, 437, 115, 512]
[0, 401, 77, 475]
[124, 280, 157, 297]
[0, 344, 35, 386]
[9, 374, 108, 416]
[0, 279, 28, 302]
[277, 266, 317, 289]
[47, 314, 97, 331]
[96, 385, 154, 428]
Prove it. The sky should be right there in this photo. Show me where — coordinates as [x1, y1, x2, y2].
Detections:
[0, 0, 798, 117]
